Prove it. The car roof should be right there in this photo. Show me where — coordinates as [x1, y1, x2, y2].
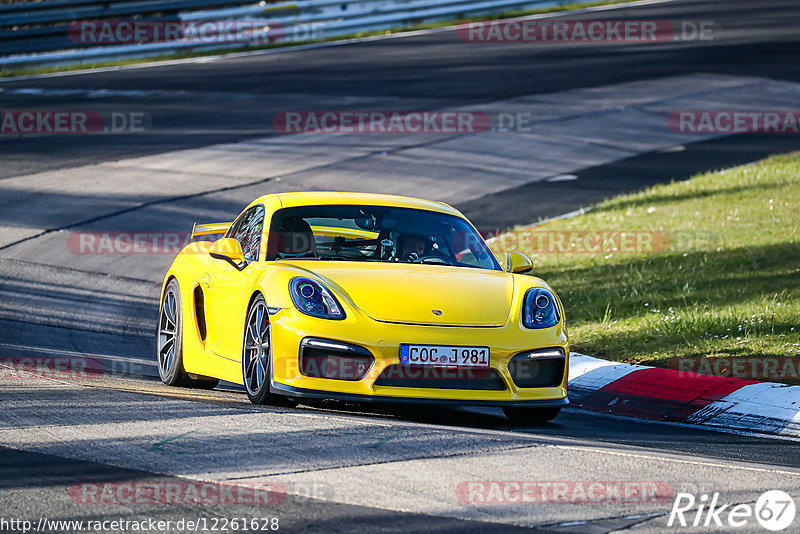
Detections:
[254, 191, 463, 217]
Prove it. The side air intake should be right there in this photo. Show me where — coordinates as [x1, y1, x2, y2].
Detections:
[193, 285, 207, 342]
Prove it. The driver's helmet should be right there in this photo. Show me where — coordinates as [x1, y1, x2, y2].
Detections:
[397, 233, 428, 259]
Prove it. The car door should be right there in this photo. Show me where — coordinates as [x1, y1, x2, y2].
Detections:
[202, 204, 265, 361]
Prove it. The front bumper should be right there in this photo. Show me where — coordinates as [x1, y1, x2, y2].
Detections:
[270, 381, 569, 407]
[268, 307, 569, 404]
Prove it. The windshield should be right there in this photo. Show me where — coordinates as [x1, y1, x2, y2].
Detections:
[266, 205, 501, 271]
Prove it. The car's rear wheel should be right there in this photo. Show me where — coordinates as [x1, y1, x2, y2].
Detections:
[242, 295, 297, 406]
[157, 279, 219, 389]
[503, 407, 561, 425]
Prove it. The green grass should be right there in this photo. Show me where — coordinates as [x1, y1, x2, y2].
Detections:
[0, 0, 636, 78]
[489, 153, 800, 371]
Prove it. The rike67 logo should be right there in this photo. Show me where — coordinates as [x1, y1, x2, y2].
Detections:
[668, 490, 796, 531]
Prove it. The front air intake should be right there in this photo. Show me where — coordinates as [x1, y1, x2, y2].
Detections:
[507, 348, 566, 388]
[299, 338, 374, 381]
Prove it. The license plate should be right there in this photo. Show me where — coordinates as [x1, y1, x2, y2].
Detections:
[399, 344, 490, 367]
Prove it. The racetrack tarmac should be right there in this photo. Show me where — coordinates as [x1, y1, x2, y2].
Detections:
[3, 368, 800, 533]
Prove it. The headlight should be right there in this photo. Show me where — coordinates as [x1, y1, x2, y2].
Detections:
[522, 288, 559, 329]
[289, 278, 345, 320]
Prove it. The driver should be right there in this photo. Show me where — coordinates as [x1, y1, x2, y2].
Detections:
[397, 234, 427, 261]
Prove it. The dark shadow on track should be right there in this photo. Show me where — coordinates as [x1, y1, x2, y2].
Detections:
[458, 133, 800, 229]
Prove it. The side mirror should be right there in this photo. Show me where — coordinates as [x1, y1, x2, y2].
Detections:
[506, 251, 533, 274]
[209, 238, 247, 270]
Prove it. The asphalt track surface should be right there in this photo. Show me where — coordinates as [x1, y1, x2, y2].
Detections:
[2, 0, 800, 532]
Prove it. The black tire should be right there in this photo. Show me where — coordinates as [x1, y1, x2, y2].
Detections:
[242, 294, 271, 404]
[241, 295, 299, 406]
[157, 279, 219, 389]
[503, 407, 561, 425]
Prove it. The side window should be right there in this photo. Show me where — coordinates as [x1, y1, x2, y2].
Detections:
[227, 205, 264, 262]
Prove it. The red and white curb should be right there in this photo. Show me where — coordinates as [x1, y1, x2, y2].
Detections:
[568, 354, 800, 438]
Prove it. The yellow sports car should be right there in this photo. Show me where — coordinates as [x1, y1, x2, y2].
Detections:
[158, 192, 569, 423]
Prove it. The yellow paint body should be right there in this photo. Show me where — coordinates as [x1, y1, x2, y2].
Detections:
[161, 192, 569, 403]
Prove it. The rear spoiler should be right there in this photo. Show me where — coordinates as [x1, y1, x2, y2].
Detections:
[191, 222, 232, 240]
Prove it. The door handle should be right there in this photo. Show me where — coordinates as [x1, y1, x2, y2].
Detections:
[199, 273, 211, 288]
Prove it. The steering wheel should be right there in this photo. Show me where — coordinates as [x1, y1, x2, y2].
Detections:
[408, 254, 448, 264]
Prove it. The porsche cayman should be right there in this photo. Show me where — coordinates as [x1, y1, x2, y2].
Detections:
[157, 192, 569, 423]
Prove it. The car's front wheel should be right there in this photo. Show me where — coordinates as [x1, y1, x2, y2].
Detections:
[242, 295, 273, 404]
[503, 407, 561, 425]
[157, 279, 219, 389]
[242, 295, 297, 406]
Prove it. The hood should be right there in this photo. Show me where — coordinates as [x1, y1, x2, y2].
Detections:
[286, 261, 514, 326]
